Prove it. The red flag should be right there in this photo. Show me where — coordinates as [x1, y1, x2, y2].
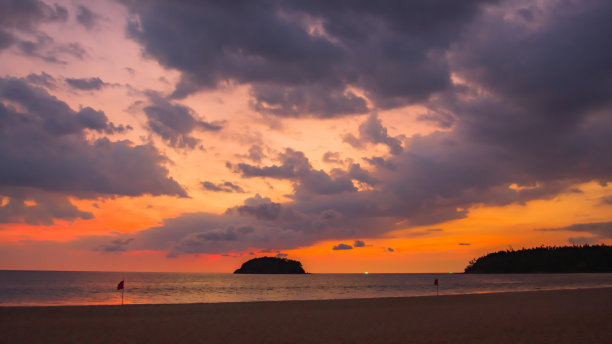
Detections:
[117, 280, 124, 290]
[434, 278, 438, 286]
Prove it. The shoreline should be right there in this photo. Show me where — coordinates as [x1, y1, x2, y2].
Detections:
[2, 287, 611, 343]
[2, 285, 611, 308]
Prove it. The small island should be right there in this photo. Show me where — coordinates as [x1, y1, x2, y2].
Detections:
[465, 244, 612, 273]
[234, 256, 307, 274]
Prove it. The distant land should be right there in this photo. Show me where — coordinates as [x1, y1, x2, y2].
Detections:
[234, 257, 307, 274]
[465, 245, 612, 273]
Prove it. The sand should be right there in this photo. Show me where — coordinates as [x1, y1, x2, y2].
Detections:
[1, 287, 611, 343]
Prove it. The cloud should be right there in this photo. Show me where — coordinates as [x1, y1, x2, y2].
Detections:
[100, 238, 134, 252]
[0, 0, 67, 39]
[229, 194, 283, 221]
[65, 77, 108, 91]
[417, 111, 455, 129]
[333, 243, 352, 250]
[201, 181, 245, 193]
[458, 243, 471, 246]
[537, 222, 612, 240]
[427, 228, 444, 232]
[75, 5, 102, 30]
[229, 148, 382, 198]
[121, 0, 494, 117]
[343, 114, 403, 155]
[276, 253, 288, 258]
[387, 247, 394, 252]
[322, 151, 341, 164]
[143, 94, 223, 149]
[25, 72, 56, 88]
[354, 240, 365, 248]
[0, 187, 93, 225]
[54, 0, 612, 257]
[0, 77, 186, 223]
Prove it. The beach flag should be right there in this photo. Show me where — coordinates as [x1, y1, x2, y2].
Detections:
[434, 278, 438, 286]
[117, 279, 125, 305]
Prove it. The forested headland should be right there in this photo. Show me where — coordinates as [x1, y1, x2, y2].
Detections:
[464, 245, 612, 273]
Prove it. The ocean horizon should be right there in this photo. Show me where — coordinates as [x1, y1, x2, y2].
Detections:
[2, 270, 612, 307]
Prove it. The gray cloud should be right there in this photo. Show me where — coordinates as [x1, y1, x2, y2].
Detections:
[458, 243, 471, 246]
[0, 187, 93, 226]
[122, 0, 495, 117]
[0, 0, 67, 38]
[354, 240, 365, 247]
[0, 77, 186, 223]
[333, 243, 352, 250]
[25, 72, 56, 88]
[100, 238, 134, 252]
[143, 94, 223, 149]
[344, 114, 403, 155]
[53, 0, 612, 257]
[201, 181, 245, 193]
[229, 148, 372, 197]
[76, 5, 101, 30]
[537, 222, 612, 240]
[322, 151, 342, 164]
[65, 77, 107, 91]
[387, 247, 394, 252]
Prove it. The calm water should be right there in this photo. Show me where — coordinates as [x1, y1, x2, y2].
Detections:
[1, 270, 612, 306]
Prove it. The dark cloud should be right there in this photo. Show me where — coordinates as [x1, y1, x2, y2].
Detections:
[343, 114, 403, 155]
[363, 156, 396, 170]
[567, 236, 598, 246]
[67, 0, 612, 257]
[276, 253, 288, 258]
[601, 196, 612, 205]
[65, 77, 107, 91]
[333, 243, 352, 250]
[122, 0, 495, 117]
[76, 5, 101, 30]
[417, 110, 455, 129]
[427, 228, 444, 232]
[353, 240, 365, 247]
[229, 194, 283, 221]
[322, 151, 341, 164]
[458, 243, 471, 246]
[537, 222, 612, 241]
[100, 238, 134, 252]
[229, 148, 372, 197]
[387, 247, 394, 252]
[0, 0, 67, 34]
[143, 94, 223, 149]
[0, 187, 93, 226]
[201, 181, 245, 193]
[25, 72, 56, 88]
[0, 77, 186, 225]
[247, 145, 264, 163]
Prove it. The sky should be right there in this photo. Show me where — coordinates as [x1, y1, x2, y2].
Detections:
[0, 0, 611, 273]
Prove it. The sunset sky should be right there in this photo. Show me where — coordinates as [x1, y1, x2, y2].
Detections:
[1, 0, 611, 273]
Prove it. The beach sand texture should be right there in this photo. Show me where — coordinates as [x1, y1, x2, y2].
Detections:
[1, 287, 611, 343]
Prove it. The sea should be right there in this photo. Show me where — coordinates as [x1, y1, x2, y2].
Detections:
[1, 270, 612, 306]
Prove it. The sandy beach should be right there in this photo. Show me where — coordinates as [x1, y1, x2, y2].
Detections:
[1, 287, 611, 343]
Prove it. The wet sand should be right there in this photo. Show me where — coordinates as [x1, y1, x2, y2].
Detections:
[1, 287, 611, 343]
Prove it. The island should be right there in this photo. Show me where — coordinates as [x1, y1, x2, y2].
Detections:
[234, 256, 307, 274]
[464, 244, 612, 273]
